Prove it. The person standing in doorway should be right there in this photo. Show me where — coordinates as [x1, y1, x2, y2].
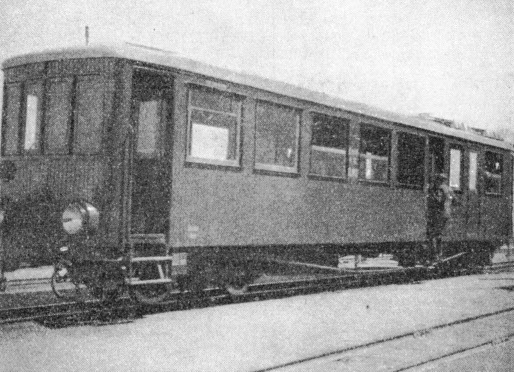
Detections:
[426, 173, 453, 263]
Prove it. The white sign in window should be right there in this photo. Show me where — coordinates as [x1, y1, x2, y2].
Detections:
[469, 151, 477, 191]
[24, 95, 39, 150]
[449, 148, 462, 189]
[190, 123, 229, 160]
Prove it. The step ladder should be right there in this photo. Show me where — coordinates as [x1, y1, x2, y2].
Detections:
[126, 233, 173, 286]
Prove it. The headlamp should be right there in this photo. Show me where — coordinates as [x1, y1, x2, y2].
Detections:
[62, 201, 99, 235]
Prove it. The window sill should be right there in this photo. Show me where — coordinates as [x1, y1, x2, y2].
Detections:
[396, 183, 424, 190]
[253, 164, 299, 178]
[307, 174, 348, 183]
[185, 156, 241, 171]
[358, 179, 391, 187]
[484, 192, 502, 197]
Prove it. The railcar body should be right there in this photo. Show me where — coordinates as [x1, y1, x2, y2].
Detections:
[0, 44, 512, 297]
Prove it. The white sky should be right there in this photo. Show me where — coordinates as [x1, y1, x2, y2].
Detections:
[0, 0, 512, 131]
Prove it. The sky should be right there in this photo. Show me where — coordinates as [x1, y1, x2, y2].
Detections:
[0, 0, 512, 132]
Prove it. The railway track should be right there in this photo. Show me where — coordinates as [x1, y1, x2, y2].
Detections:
[1, 261, 512, 327]
[258, 306, 514, 371]
[0, 299, 142, 327]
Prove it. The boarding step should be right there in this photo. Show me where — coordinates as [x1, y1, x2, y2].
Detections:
[130, 234, 166, 245]
[126, 278, 173, 286]
[131, 256, 174, 263]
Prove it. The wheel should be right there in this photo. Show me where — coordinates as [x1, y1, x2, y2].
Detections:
[225, 278, 250, 296]
[129, 262, 173, 304]
[130, 283, 172, 304]
[222, 262, 258, 296]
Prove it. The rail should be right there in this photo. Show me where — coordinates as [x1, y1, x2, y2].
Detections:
[1, 260, 512, 326]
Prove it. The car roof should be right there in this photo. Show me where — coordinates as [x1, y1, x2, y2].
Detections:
[3, 42, 512, 151]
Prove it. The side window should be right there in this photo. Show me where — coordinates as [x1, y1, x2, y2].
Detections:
[309, 114, 349, 178]
[484, 151, 502, 195]
[2, 84, 22, 155]
[187, 86, 241, 165]
[23, 81, 44, 153]
[359, 124, 390, 182]
[397, 132, 425, 188]
[74, 76, 104, 154]
[255, 101, 300, 172]
[468, 151, 478, 192]
[45, 78, 73, 154]
[449, 146, 463, 190]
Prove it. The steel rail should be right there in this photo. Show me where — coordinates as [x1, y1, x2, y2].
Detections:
[1, 261, 512, 326]
[255, 306, 514, 372]
[394, 332, 514, 372]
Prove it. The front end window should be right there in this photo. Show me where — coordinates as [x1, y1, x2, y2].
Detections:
[2, 63, 105, 157]
[3, 84, 22, 155]
[23, 81, 43, 152]
[45, 78, 73, 154]
[74, 76, 104, 154]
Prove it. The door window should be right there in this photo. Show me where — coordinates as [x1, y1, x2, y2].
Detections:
[449, 147, 462, 190]
[136, 99, 163, 155]
[468, 151, 478, 192]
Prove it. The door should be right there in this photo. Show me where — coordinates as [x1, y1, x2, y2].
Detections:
[130, 70, 172, 235]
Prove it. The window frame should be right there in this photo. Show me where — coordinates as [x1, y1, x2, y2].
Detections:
[2, 82, 23, 156]
[483, 150, 503, 196]
[468, 150, 478, 193]
[73, 75, 105, 155]
[448, 144, 464, 192]
[254, 99, 301, 175]
[22, 80, 44, 154]
[1, 74, 105, 157]
[308, 112, 349, 180]
[44, 77, 74, 155]
[1, 80, 46, 156]
[396, 131, 426, 189]
[185, 84, 243, 168]
[358, 123, 391, 184]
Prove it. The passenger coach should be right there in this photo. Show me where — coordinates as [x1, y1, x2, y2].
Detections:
[0, 43, 512, 300]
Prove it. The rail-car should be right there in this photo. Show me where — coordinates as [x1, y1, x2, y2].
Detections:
[0, 43, 512, 301]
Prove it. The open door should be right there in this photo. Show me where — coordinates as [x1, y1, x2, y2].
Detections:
[130, 70, 172, 236]
[127, 70, 175, 304]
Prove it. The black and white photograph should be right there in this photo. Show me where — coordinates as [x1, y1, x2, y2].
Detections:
[0, 1, 513, 371]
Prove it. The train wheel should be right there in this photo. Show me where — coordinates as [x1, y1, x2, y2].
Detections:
[225, 278, 250, 296]
[129, 262, 173, 304]
[223, 263, 257, 296]
[130, 284, 172, 304]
